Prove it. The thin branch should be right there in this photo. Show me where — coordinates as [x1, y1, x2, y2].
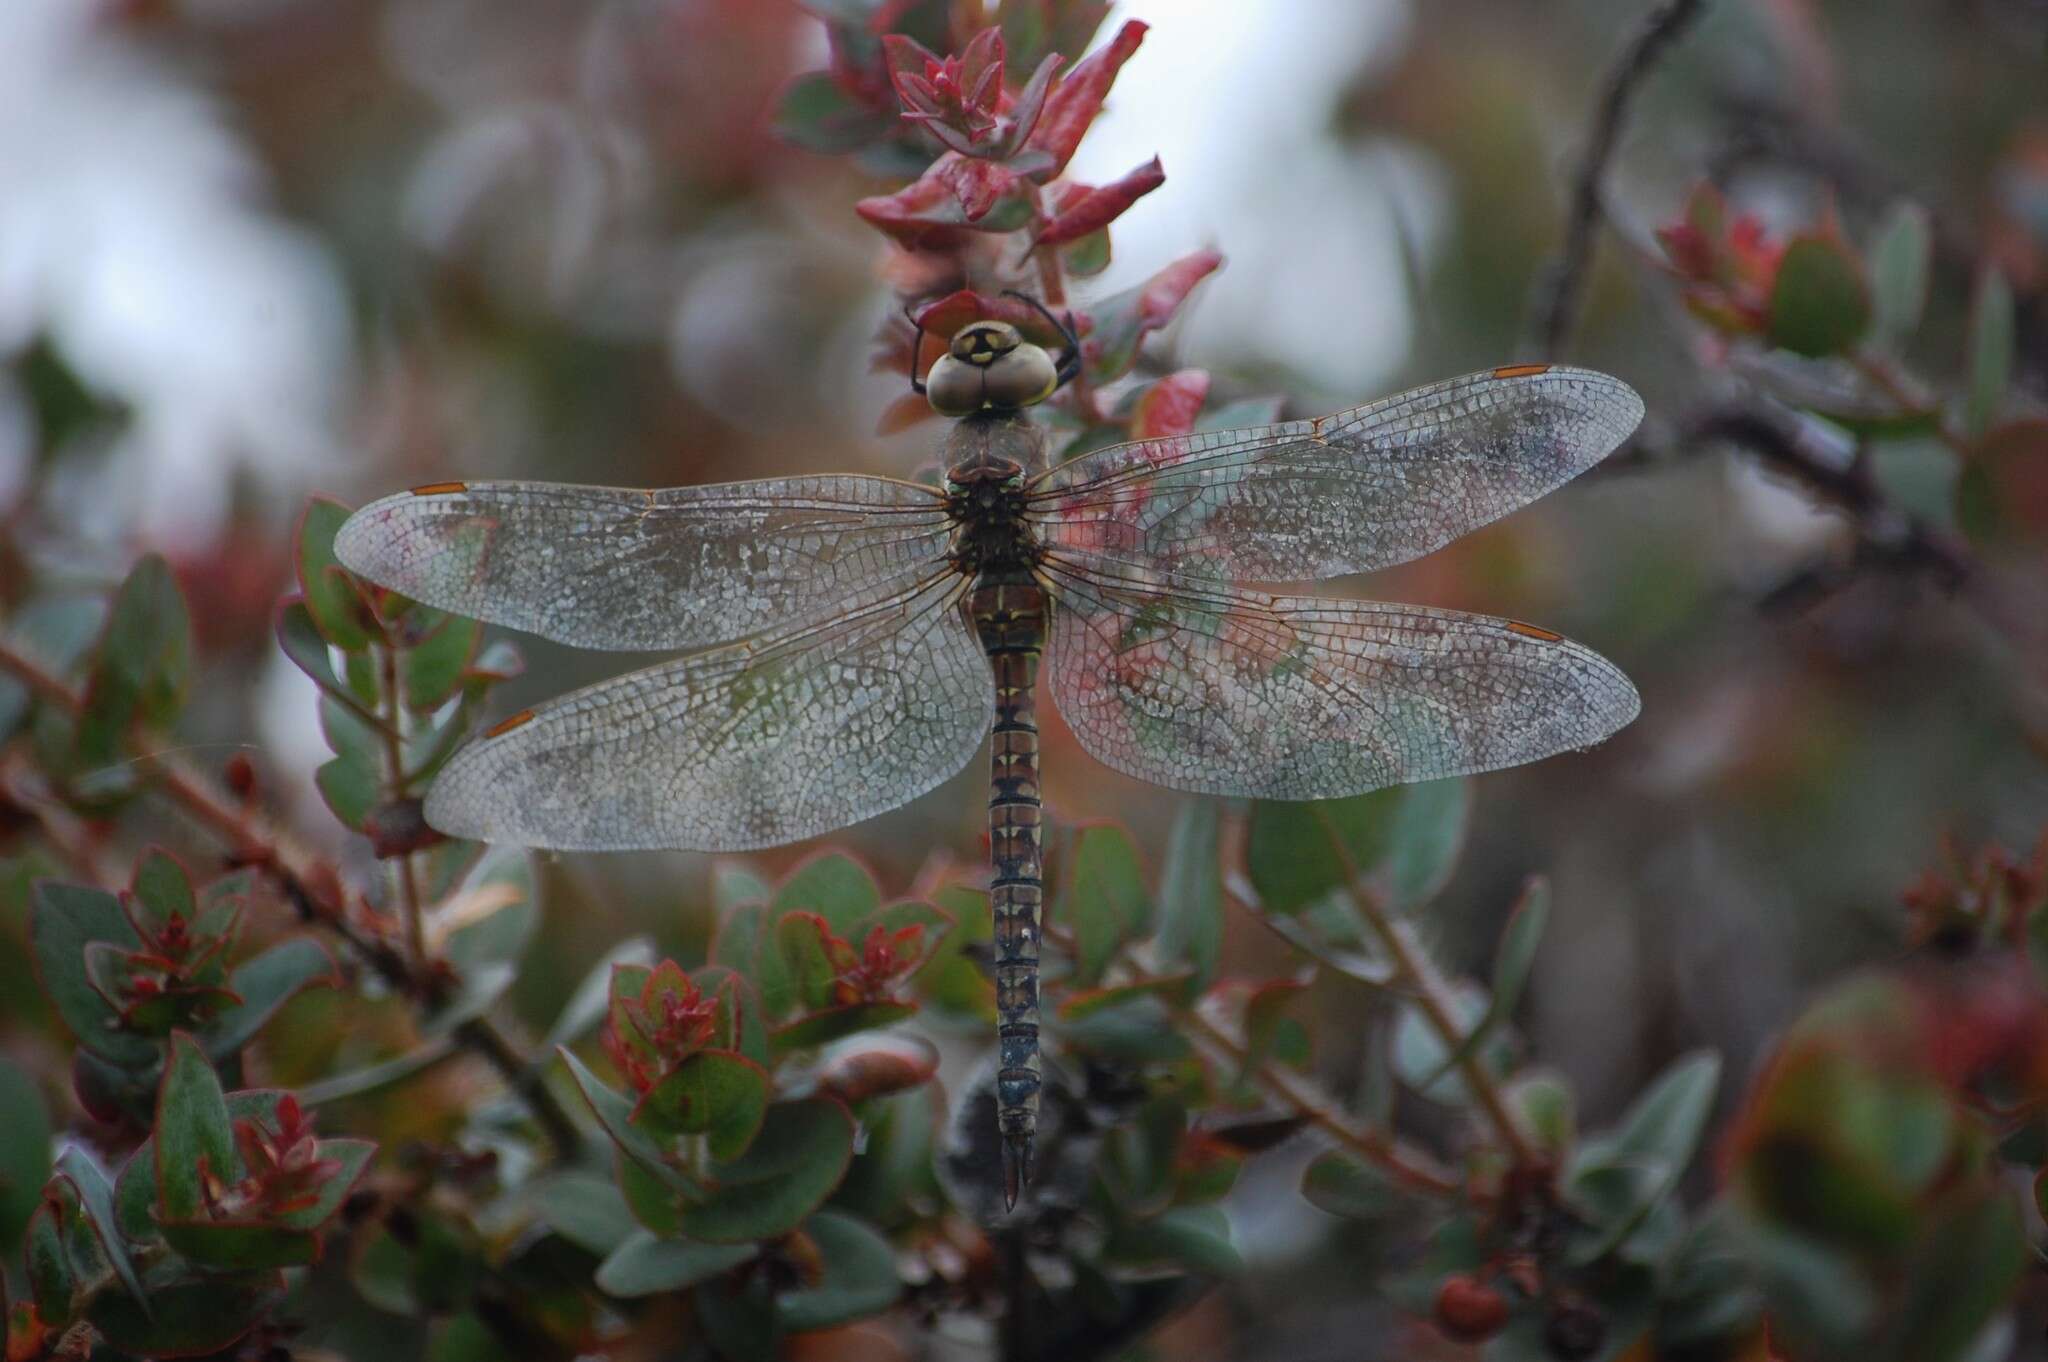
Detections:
[0, 639, 585, 1159]
[1306, 810, 1542, 1172]
[1684, 406, 1974, 588]
[1178, 1000, 1462, 1199]
[1028, 182, 1097, 421]
[1532, 0, 1715, 358]
[377, 642, 429, 964]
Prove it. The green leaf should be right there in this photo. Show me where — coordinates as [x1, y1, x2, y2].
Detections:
[53, 1148, 148, 1312]
[160, 1218, 321, 1269]
[1057, 994, 1191, 1064]
[1381, 778, 1470, 908]
[0, 1060, 52, 1254]
[31, 881, 156, 1067]
[0, 596, 103, 743]
[297, 498, 373, 649]
[1892, 1189, 2026, 1362]
[1411, 876, 1548, 1089]
[316, 753, 379, 832]
[545, 937, 657, 1051]
[1966, 267, 2013, 437]
[595, 1231, 754, 1297]
[1156, 799, 1222, 986]
[1245, 789, 1399, 915]
[1567, 1049, 1721, 1263]
[1057, 823, 1150, 985]
[774, 912, 841, 1015]
[770, 1001, 917, 1055]
[131, 848, 195, 928]
[403, 612, 481, 713]
[614, 1150, 685, 1236]
[632, 1050, 769, 1161]
[1767, 234, 1871, 359]
[559, 1048, 691, 1192]
[772, 852, 881, 938]
[697, 966, 771, 1068]
[297, 1039, 458, 1105]
[276, 1137, 375, 1231]
[776, 1211, 900, 1331]
[276, 596, 347, 695]
[1083, 250, 1223, 382]
[679, 1098, 855, 1243]
[830, 1085, 936, 1223]
[1300, 1151, 1412, 1226]
[1868, 201, 1931, 349]
[1058, 973, 1195, 1021]
[154, 1034, 237, 1221]
[24, 1196, 73, 1328]
[200, 938, 341, 1060]
[1392, 983, 1500, 1104]
[1101, 1204, 1241, 1276]
[1509, 1068, 1577, 1154]
[848, 898, 954, 972]
[713, 901, 775, 999]
[88, 1269, 284, 1357]
[914, 884, 996, 1023]
[1060, 227, 1112, 278]
[714, 862, 772, 915]
[440, 844, 538, 976]
[76, 555, 193, 764]
[528, 1171, 638, 1256]
[772, 71, 894, 156]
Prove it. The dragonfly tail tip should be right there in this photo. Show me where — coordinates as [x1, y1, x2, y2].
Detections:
[1001, 1133, 1034, 1211]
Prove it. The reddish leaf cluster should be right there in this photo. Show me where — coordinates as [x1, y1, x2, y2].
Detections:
[779, 8, 1228, 440]
[202, 1096, 343, 1221]
[1656, 181, 1871, 359]
[89, 855, 244, 1035]
[1656, 183, 1790, 336]
[832, 921, 928, 1005]
[884, 27, 1060, 160]
[1901, 827, 2047, 953]
[602, 959, 721, 1094]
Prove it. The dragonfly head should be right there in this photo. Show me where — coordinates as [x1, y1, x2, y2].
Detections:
[926, 320, 1060, 417]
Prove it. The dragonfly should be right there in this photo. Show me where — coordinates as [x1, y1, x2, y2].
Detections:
[335, 307, 1643, 1208]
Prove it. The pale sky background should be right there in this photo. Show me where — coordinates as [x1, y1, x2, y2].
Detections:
[1063, 0, 1440, 404]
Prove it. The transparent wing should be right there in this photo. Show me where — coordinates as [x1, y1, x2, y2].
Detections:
[1029, 366, 1642, 583]
[336, 476, 953, 651]
[424, 569, 990, 851]
[1041, 556, 1638, 799]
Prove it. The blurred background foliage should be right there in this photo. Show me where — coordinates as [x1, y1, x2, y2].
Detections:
[2, 0, 2048, 1358]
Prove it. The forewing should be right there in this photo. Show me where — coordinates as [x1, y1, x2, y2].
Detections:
[424, 570, 991, 851]
[1030, 366, 1642, 583]
[1041, 558, 1638, 799]
[335, 476, 952, 651]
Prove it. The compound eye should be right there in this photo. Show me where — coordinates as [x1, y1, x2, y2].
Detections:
[924, 353, 982, 416]
[982, 344, 1058, 410]
[951, 321, 1022, 364]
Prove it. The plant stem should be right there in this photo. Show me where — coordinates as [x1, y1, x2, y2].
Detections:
[1028, 183, 1096, 420]
[1532, 0, 1715, 357]
[1306, 810, 1543, 1172]
[377, 642, 429, 964]
[1851, 350, 1970, 456]
[1178, 1000, 1462, 1198]
[0, 638, 584, 1159]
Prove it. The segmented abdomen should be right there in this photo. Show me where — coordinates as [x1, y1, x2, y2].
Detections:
[970, 570, 1046, 1209]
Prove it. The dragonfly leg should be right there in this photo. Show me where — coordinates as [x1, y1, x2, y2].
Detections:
[902, 301, 929, 397]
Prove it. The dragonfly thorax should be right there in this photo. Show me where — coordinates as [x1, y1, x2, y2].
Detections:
[943, 412, 1044, 576]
